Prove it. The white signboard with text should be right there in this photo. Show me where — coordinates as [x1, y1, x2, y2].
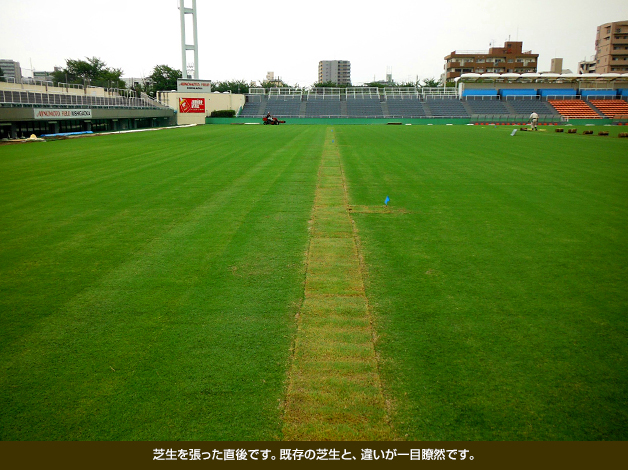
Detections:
[177, 79, 212, 93]
[34, 109, 92, 120]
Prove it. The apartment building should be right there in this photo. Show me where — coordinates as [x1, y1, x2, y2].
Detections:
[0, 59, 22, 83]
[318, 60, 351, 86]
[444, 41, 538, 82]
[595, 20, 628, 73]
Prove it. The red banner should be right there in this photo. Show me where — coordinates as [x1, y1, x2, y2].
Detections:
[179, 98, 206, 113]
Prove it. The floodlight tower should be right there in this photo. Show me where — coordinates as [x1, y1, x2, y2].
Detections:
[179, 0, 199, 79]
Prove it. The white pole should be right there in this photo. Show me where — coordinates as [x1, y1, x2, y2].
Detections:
[179, 0, 187, 79]
[192, 0, 199, 78]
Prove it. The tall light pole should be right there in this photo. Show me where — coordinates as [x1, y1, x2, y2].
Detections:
[179, 0, 199, 79]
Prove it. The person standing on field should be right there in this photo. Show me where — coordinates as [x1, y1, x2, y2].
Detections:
[530, 111, 539, 131]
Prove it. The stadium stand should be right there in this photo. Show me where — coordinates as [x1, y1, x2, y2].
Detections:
[304, 96, 342, 117]
[588, 99, 628, 118]
[239, 101, 262, 117]
[264, 96, 302, 117]
[424, 97, 469, 117]
[385, 97, 427, 118]
[465, 98, 510, 115]
[507, 99, 561, 116]
[234, 80, 628, 122]
[345, 97, 384, 118]
[0, 89, 165, 109]
[548, 100, 602, 119]
[0, 81, 175, 139]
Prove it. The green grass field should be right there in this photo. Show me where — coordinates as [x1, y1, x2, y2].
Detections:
[0, 125, 626, 440]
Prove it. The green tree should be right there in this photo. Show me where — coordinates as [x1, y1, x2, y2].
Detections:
[146, 65, 182, 96]
[51, 57, 125, 88]
[212, 80, 252, 94]
[420, 77, 442, 88]
[312, 81, 349, 88]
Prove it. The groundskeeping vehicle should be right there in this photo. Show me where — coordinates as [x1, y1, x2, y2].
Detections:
[263, 116, 286, 125]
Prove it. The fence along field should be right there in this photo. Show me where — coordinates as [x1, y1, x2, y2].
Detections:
[0, 124, 626, 440]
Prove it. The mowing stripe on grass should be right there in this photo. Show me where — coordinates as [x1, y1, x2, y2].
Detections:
[282, 128, 394, 440]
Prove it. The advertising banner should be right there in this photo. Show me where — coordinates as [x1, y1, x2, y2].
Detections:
[34, 109, 92, 120]
[177, 79, 212, 93]
[179, 98, 206, 114]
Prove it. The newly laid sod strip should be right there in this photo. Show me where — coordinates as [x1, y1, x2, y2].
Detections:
[283, 129, 394, 440]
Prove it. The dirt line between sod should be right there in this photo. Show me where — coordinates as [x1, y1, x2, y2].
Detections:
[282, 128, 395, 440]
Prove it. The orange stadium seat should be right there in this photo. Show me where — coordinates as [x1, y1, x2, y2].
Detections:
[589, 100, 628, 118]
[548, 100, 602, 119]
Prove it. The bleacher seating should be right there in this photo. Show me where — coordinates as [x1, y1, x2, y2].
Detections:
[425, 97, 469, 117]
[0, 89, 163, 109]
[507, 99, 560, 116]
[548, 100, 601, 119]
[465, 98, 509, 115]
[385, 97, 427, 118]
[588, 99, 628, 118]
[345, 97, 383, 118]
[264, 96, 301, 117]
[235, 85, 628, 121]
[304, 97, 342, 117]
[240, 101, 262, 117]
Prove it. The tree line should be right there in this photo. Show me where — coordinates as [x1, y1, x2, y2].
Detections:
[50, 57, 449, 96]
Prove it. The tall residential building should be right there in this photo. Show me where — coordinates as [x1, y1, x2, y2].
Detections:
[444, 41, 538, 82]
[318, 60, 351, 86]
[0, 59, 22, 83]
[595, 20, 628, 73]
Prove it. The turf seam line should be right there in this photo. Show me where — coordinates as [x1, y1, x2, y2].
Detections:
[282, 128, 396, 441]
[337, 142, 398, 439]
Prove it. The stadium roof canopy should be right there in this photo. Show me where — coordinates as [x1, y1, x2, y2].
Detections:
[456, 72, 628, 83]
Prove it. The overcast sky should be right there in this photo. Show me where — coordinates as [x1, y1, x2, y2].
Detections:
[1, 0, 627, 86]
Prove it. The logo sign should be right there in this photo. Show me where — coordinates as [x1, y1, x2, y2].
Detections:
[179, 98, 206, 114]
[34, 109, 92, 120]
[177, 79, 211, 93]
